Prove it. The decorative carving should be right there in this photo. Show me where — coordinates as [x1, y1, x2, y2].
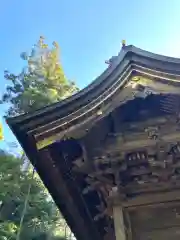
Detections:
[126, 75, 157, 99]
[121, 40, 126, 48]
[72, 116, 180, 233]
[145, 127, 159, 140]
[105, 56, 118, 67]
[85, 140, 180, 199]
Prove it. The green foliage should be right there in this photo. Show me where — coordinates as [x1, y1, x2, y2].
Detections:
[1, 36, 78, 117]
[0, 37, 76, 239]
[32, 232, 68, 240]
[0, 150, 70, 239]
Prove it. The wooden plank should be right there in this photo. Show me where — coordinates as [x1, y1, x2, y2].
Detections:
[127, 200, 180, 211]
[113, 205, 126, 240]
[122, 190, 180, 208]
[125, 180, 180, 195]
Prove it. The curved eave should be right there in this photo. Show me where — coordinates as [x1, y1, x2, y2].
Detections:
[7, 45, 180, 145]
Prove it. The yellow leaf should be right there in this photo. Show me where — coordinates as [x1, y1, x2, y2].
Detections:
[48, 88, 58, 97]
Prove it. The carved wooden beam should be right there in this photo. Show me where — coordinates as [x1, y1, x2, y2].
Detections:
[113, 205, 127, 240]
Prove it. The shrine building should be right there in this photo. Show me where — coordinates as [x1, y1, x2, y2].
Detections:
[7, 43, 180, 240]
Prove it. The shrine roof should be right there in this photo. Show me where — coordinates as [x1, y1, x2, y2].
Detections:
[7, 44, 180, 137]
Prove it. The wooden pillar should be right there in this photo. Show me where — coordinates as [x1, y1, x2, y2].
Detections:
[113, 205, 126, 240]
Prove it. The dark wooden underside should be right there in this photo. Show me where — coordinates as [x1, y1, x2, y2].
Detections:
[7, 91, 180, 239]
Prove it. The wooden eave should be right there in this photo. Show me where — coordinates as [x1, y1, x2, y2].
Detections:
[6, 124, 102, 240]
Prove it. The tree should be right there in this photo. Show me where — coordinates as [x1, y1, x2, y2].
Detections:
[0, 37, 77, 239]
[0, 150, 70, 240]
[1, 36, 78, 117]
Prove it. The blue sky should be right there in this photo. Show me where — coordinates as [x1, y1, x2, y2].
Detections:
[1, 0, 180, 150]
